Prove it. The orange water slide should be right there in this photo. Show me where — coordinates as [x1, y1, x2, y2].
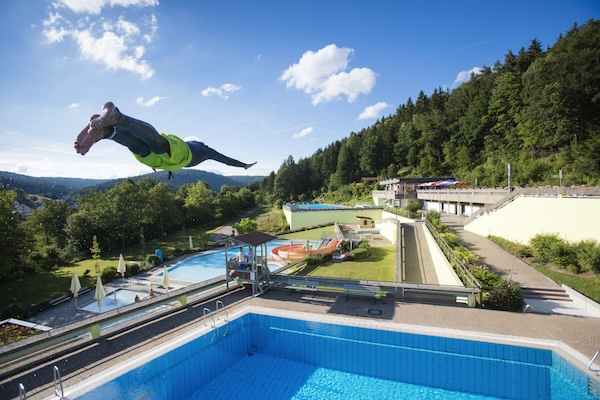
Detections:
[272, 239, 341, 260]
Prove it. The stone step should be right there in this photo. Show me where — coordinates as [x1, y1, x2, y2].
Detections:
[521, 287, 572, 301]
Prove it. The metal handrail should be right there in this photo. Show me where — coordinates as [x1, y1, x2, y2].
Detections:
[53, 365, 64, 399]
[203, 307, 215, 327]
[425, 220, 481, 289]
[19, 383, 26, 399]
[215, 300, 228, 321]
[589, 350, 600, 376]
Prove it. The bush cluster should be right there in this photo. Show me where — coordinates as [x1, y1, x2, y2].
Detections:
[529, 233, 600, 274]
[350, 241, 371, 260]
[306, 254, 333, 265]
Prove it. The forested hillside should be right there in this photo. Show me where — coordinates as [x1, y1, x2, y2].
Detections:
[251, 19, 600, 201]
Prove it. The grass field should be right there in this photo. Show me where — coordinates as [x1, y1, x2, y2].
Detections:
[298, 247, 396, 281]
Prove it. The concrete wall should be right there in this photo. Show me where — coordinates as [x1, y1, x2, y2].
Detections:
[465, 196, 600, 243]
[377, 211, 417, 245]
[422, 225, 464, 286]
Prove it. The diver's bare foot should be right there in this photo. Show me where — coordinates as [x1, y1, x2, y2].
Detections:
[75, 114, 112, 155]
[89, 102, 120, 132]
[244, 162, 257, 170]
[74, 114, 99, 155]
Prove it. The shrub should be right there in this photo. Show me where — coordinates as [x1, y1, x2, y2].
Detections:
[354, 240, 370, 250]
[488, 235, 532, 257]
[454, 246, 479, 265]
[440, 232, 461, 248]
[350, 247, 370, 260]
[404, 201, 420, 217]
[306, 254, 332, 265]
[529, 233, 574, 266]
[469, 266, 503, 287]
[146, 254, 162, 267]
[128, 263, 141, 275]
[425, 210, 447, 231]
[101, 266, 117, 283]
[574, 239, 600, 273]
[486, 280, 523, 311]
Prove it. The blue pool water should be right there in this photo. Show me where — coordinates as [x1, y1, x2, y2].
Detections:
[80, 289, 148, 313]
[162, 240, 314, 282]
[73, 313, 597, 400]
[288, 203, 350, 210]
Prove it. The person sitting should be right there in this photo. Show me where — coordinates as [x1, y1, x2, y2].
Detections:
[236, 246, 246, 268]
[134, 295, 141, 303]
[74, 102, 256, 176]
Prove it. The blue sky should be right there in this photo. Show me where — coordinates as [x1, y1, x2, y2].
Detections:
[0, 1, 597, 180]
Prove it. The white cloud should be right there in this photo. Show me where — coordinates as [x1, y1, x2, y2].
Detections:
[292, 127, 313, 139]
[358, 102, 390, 120]
[136, 96, 167, 106]
[42, 1, 158, 80]
[279, 44, 376, 105]
[453, 67, 483, 87]
[201, 83, 241, 100]
[54, 0, 159, 15]
[68, 102, 80, 108]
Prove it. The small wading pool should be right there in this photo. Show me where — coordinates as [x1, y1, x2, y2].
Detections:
[160, 240, 315, 282]
[80, 289, 148, 314]
[60, 310, 599, 400]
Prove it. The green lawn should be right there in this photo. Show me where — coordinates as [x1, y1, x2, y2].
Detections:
[295, 247, 396, 281]
[533, 265, 600, 302]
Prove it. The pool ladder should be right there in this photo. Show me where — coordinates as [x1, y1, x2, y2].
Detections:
[589, 350, 600, 376]
[203, 300, 229, 327]
[17, 365, 64, 400]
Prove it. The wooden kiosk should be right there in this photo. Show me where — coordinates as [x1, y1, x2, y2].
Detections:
[225, 231, 278, 295]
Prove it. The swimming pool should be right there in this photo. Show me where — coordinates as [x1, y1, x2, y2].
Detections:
[287, 203, 350, 210]
[162, 240, 313, 282]
[60, 309, 599, 399]
[80, 289, 148, 314]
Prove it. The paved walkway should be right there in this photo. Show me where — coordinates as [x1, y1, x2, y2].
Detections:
[441, 215, 558, 288]
[442, 214, 600, 318]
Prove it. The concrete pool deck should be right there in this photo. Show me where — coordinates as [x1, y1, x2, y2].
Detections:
[2, 287, 600, 399]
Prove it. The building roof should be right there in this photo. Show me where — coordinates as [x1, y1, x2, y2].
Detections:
[230, 231, 278, 247]
[379, 177, 454, 185]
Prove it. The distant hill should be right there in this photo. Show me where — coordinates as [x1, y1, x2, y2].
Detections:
[73, 169, 263, 196]
[0, 170, 264, 199]
[0, 171, 107, 198]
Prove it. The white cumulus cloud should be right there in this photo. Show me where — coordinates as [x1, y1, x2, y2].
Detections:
[201, 83, 241, 100]
[293, 127, 313, 139]
[42, 0, 158, 80]
[279, 44, 376, 105]
[453, 67, 483, 88]
[358, 102, 390, 120]
[136, 96, 167, 106]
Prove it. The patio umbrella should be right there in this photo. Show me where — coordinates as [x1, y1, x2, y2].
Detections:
[70, 270, 81, 309]
[162, 266, 170, 293]
[95, 276, 106, 312]
[117, 254, 126, 285]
